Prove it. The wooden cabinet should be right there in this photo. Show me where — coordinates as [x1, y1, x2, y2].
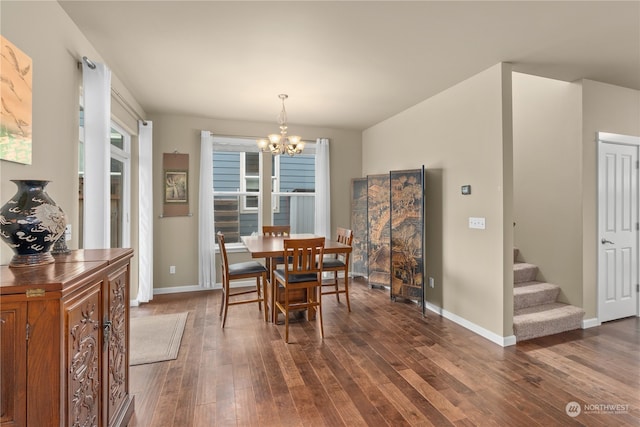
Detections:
[0, 249, 134, 427]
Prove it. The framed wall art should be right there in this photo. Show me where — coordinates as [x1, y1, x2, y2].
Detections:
[164, 170, 188, 203]
[162, 152, 190, 217]
[0, 35, 32, 165]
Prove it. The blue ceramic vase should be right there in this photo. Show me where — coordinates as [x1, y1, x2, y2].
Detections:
[0, 180, 67, 267]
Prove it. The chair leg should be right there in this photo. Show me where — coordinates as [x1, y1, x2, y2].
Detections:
[343, 268, 351, 312]
[261, 274, 268, 322]
[221, 285, 230, 328]
[317, 287, 324, 339]
[219, 282, 225, 317]
[271, 278, 277, 323]
[255, 276, 262, 312]
[334, 271, 340, 302]
[284, 287, 289, 343]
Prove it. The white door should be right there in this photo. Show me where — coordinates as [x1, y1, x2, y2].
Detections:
[598, 134, 640, 322]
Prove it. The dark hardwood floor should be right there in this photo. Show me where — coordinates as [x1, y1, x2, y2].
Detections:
[128, 278, 640, 426]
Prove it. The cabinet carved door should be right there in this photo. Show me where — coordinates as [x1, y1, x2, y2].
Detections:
[0, 301, 27, 427]
[65, 281, 103, 427]
[105, 265, 129, 426]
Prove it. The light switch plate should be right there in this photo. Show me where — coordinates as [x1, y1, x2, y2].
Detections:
[469, 217, 486, 229]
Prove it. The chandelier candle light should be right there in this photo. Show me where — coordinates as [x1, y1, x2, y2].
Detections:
[257, 94, 304, 156]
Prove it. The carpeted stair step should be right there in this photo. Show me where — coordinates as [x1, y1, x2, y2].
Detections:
[513, 262, 538, 284]
[513, 302, 585, 342]
[514, 281, 560, 310]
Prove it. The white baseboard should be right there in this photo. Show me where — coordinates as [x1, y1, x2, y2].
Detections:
[425, 301, 516, 347]
[152, 280, 258, 295]
[153, 285, 214, 295]
[582, 317, 600, 329]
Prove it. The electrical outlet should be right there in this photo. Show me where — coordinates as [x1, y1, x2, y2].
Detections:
[429, 277, 435, 288]
[64, 224, 72, 241]
[468, 217, 486, 229]
[169, 265, 176, 274]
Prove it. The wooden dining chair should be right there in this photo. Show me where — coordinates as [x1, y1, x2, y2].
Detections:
[262, 225, 291, 321]
[217, 232, 268, 328]
[273, 237, 325, 343]
[262, 225, 291, 237]
[321, 227, 354, 311]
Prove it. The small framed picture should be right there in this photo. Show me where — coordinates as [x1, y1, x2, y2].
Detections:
[164, 170, 188, 203]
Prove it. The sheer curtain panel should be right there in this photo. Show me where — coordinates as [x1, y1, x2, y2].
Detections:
[315, 138, 331, 238]
[137, 120, 154, 303]
[82, 60, 111, 248]
[199, 131, 216, 288]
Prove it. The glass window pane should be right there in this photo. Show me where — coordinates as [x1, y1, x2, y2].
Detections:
[246, 152, 259, 175]
[213, 152, 241, 190]
[111, 128, 124, 149]
[110, 158, 124, 248]
[275, 194, 315, 233]
[213, 195, 258, 242]
[279, 155, 315, 192]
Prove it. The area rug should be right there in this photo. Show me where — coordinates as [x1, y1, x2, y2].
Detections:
[130, 312, 188, 366]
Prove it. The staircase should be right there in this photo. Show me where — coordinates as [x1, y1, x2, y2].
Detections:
[513, 248, 584, 341]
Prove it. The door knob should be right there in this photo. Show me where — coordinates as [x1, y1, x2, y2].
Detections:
[601, 238, 615, 245]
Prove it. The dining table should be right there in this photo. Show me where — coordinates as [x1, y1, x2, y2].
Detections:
[241, 233, 352, 322]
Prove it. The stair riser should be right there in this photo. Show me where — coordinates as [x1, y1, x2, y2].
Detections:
[514, 287, 560, 310]
[514, 314, 583, 341]
[514, 266, 537, 284]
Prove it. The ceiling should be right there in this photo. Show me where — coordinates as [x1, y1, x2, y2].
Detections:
[58, 1, 640, 131]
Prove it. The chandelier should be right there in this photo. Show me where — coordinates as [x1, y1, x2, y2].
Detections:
[257, 94, 304, 156]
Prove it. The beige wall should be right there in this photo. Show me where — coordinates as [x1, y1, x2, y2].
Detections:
[512, 73, 583, 306]
[362, 63, 514, 338]
[1, 1, 144, 297]
[149, 113, 362, 289]
[581, 80, 640, 318]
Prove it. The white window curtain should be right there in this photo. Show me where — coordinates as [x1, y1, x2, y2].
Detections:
[315, 138, 331, 238]
[137, 120, 154, 303]
[82, 60, 111, 249]
[199, 131, 216, 288]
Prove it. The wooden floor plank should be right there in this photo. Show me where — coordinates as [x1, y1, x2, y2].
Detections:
[128, 279, 640, 426]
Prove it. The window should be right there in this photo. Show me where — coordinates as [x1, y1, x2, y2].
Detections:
[212, 136, 316, 244]
[109, 123, 131, 248]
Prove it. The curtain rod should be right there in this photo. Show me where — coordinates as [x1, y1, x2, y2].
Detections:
[111, 87, 148, 126]
[80, 56, 148, 126]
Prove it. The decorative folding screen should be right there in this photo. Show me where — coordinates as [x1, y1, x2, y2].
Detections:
[350, 178, 368, 277]
[367, 174, 391, 289]
[390, 168, 425, 312]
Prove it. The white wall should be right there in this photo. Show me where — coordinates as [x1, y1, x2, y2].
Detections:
[363, 63, 514, 339]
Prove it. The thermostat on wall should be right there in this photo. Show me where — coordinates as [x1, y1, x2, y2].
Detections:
[461, 185, 471, 195]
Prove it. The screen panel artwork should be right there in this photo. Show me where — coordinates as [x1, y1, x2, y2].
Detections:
[367, 174, 391, 289]
[350, 178, 368, 277]
[390, 168, 424, 310]
[0, 36, 32, 165]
